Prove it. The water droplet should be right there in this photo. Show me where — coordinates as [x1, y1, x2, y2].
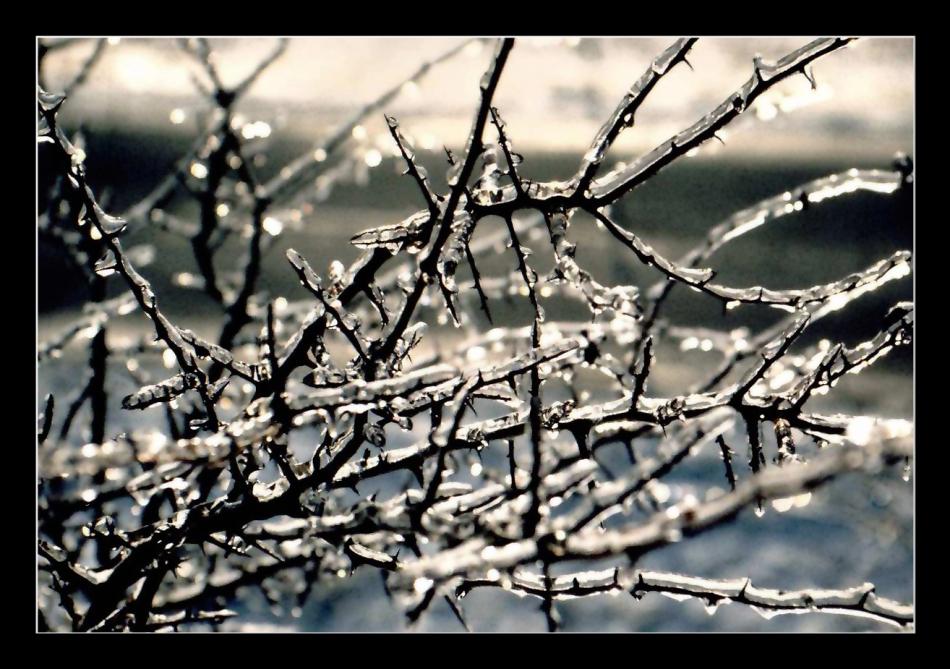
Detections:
[329, 260, 345, 282]
[583, 146, 606, 165]
[71, 148, 87, 168]
[446, 160, 463, 187]
[704, 600, 724, 616]
[363, 423, 386, 447]
[94, 251, 117, 277]
[38, 88, 66, 112]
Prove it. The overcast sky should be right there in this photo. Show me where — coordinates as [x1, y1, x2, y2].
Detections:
[41, 37, 913, 164]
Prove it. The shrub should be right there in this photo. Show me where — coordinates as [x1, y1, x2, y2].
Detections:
[37, 37, 913, 632]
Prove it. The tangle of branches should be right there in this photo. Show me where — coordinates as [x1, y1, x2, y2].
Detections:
[37, 37, 913, 633]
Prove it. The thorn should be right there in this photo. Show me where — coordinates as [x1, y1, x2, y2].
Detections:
[801, 66, 817, 90]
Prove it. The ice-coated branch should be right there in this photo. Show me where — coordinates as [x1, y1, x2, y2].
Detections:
[261, 39, 477, 203]
[37, 36, 912, 633]
[639, 168, 910, 349]
[387, 114, 440, 215]
[39, 89, 221, 430]
[456, 568, 911, 629]
[393, 430, 909, 590]
[590, 206, 911, 311]
[588, 38, 856, 204]
[573, 38, 697, 194]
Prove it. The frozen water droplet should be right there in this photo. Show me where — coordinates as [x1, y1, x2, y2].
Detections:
[364, 423, 386, 447]
[341, 313, 361, 331]
[329, 260, 345, 282]
[446, 160, 463, 187]
[95, 250, 117, 277]
[677, 266, 714, 284]
[38, 88, 66, 112]
[583, 146, 606, 166]
[751, 606, 781, 620]
[97, 211, 128, 236]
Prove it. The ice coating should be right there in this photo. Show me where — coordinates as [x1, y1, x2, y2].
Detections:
[37, 36, 911, 632]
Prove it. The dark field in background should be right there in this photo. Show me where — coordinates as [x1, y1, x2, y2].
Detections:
[40, 131, 912, 321]
[40, 128, 912, 382]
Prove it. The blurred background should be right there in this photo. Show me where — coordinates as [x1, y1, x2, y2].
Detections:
[37, 37, 913, 632]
